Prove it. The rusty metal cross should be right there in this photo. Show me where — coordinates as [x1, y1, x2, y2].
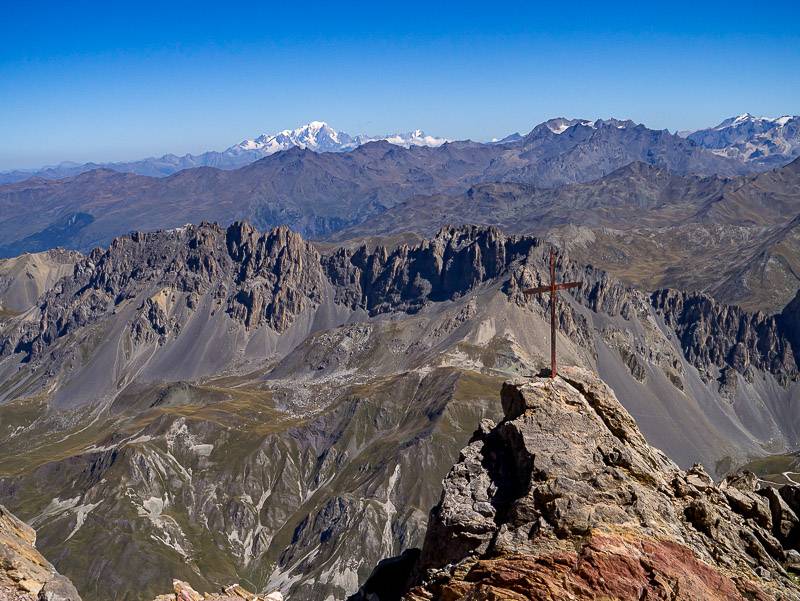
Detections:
[523, 247, 582, 378]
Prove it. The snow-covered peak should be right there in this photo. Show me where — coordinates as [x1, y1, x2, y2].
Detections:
[540, 117, 636, 135]
[688, 114, 800, 164]
[711, 113, 798, 131]
[225, 122, 447, 157]
[544, 118, 594, 134]
[229, 121, 356, 155]
[370, 129, 448, 148]
[537, 117, 594, 134]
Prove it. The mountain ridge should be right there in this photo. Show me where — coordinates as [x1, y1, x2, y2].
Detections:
[5, 113, 797, 185]
[0, 124, 777, 257]
[689, 113, 800, 168]
[0, 122, 449, 184]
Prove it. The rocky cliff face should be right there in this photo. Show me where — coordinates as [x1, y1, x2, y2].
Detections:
[354, 368, 800, 600]
[4, 222, 799, 383]
[651, 288, 798, 383]
[1, 222, 325, 363]
[0, 504, 82, 601]
[324, 225, 538, 315]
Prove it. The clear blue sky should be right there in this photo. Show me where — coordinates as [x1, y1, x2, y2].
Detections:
[1, 0, 798, 170]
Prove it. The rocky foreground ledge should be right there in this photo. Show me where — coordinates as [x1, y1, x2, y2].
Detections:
[0, 505, 282, 601]
[353, 367, 800, 600]
[0, 505, 81, 601]
[7, 368, 800, 600]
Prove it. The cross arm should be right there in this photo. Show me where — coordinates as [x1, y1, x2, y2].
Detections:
[523, 281, 582, 295]
[523, 285, 551, 295]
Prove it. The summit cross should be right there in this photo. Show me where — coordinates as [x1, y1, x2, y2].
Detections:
[523, 247, 582, 378]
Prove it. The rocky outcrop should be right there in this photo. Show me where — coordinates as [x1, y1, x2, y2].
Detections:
[652, 288, 798, 382]
[353, 368, 800, 600]
[0, 505, 81, 601]
[1, 222, 326, 361]
[225, 222, 324, 330]
[324, 225, 539, 315]
[3, 222, 798, 388]
[150, 579, 282, 601]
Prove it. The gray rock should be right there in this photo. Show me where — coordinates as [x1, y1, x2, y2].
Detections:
[759, 486, 800, 547]
[0, 505, 82, 601]
[371, 368, 800, 599]
[38, 576, 82, 601]
[651, 288, 797, 381]
[787, 549, 800, 572]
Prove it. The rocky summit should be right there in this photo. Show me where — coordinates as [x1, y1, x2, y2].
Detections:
[354, 367, 800, 600]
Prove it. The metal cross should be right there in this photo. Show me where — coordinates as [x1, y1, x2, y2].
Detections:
[523, 247, 582, 378]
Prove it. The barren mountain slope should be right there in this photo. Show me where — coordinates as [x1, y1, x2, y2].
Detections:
[0, 249, 81, 317]
[1, 224, 799, 601]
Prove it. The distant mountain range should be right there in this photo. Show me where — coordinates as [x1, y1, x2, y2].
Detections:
[687, 113, 800, 168]
[0, 121, 449, 184]
[2, 112, 800, 316]
[0, 118, 756, 255]
[2, 114, 798, 184]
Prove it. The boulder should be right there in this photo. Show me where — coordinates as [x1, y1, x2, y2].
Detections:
[759, 486, 800, 547]
[38, 576, 82, 601]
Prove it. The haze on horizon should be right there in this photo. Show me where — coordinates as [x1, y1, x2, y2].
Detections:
[1, 0, 798, 170]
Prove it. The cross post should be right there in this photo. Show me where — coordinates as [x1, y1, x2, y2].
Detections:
[523, 247, 582, 378]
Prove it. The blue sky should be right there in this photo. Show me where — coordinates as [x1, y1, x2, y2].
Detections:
[1, 0, 798, 170]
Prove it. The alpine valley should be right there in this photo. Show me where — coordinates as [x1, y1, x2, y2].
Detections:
[3, 114, 800, 601]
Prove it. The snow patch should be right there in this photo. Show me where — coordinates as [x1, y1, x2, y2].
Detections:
[141, 496, 165, 520]
[66, 500, 103, 540]
[379, 464, 401, 555]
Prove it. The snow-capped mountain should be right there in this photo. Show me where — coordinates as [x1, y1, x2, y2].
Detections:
[3, 114, 798, 186]
[687, 113, 800, 166]
[0, 122, 449, 184]
[375, 129, 448, 148]
[226, 121, 359, 156]
[227, 122, 448, 156]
